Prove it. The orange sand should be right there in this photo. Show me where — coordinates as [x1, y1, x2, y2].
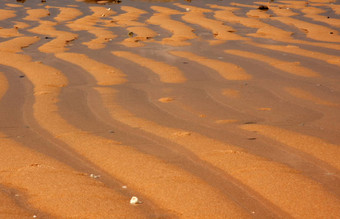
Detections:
[0, 0, 339, 218]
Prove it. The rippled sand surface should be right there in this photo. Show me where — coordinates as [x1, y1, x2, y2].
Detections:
[0, 0, 339, 218]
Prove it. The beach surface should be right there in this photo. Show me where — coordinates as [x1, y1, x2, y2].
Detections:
[0, 0, 339, 218]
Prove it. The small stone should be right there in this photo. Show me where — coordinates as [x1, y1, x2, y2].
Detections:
[19, 75, 25, 78]
[90, 173, 100, 179]
[107, 8, 111, 11]
[30, 163, 40, 167]
[128, 32, 134, 37]
[258, 5, 269, 10]
[122, 185, 127, 189]
[330, 32, 333, 34]
[244, 121, 256, 124]
[130, 196, 141, 204]
[33, 215, 37, 218]
[186, 8, 190, 12]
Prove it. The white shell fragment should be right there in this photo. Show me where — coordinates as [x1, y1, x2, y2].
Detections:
[90, 173, 100, 179]
[130, 196, 141, 204]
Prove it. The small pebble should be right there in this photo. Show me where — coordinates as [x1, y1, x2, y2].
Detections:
[122, 185, 127, 189]
[130, 196, 141, 204]
[244, 121, 256, 124]
[330, 32, 333, 34]
[33, 215, 37, 218]
[90, 173, 100, 179]
[186, 8, 190, 12]
[107, 8, 111, 11]
[258, 5, 269, 10]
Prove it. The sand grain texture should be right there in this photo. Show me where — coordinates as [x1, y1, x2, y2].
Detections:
[0, 0, 340, 218]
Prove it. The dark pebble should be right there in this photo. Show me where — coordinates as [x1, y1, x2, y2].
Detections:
[244, 121, 256, 124]
[258, 5, 269, 10]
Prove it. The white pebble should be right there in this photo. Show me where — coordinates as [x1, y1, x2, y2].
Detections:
[186, 8, 190, 12]
[90, 173, 100, 179]
[122, 185, 127, 189]
[130, 196, 140, 204]
[107, 8, 111, 11]
[33, 215, 37, 218]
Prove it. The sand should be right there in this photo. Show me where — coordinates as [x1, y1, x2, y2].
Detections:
[0, 0, 339, 218]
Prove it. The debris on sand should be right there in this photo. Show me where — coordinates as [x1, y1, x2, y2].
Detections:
[258, 5, 269, 10]
[90, 173, 101, 179]
[130, 196, 142, 204]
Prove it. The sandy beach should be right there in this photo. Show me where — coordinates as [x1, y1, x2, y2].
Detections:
[0, 0, 339, 218]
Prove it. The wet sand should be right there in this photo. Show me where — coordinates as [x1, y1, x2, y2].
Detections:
[0, 0, 339, 218]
